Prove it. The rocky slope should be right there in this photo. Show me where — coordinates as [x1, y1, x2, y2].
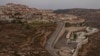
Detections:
[0, 21, 56, 56]
[78, 31, 100, 56]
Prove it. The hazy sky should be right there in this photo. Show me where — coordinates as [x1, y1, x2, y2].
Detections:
[0, 0, 100, 9]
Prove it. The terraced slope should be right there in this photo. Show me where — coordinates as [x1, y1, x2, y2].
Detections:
[0, 21, 56, 56]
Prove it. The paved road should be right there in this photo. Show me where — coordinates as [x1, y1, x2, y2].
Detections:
[45, 19, 64, 56]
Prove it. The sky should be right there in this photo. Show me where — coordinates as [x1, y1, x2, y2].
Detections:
[0, 0, 100, 9]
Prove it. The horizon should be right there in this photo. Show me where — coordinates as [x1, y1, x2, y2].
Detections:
[0, 0, 100, 10]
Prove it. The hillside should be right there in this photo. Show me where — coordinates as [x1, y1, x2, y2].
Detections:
[54, 9, 100, 28]
[78, 31, 100, 56]
[0, 21, 56, 56]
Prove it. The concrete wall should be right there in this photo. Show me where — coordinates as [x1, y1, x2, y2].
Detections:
[53, 23, 65, 47]
[73, 38, 88, 56]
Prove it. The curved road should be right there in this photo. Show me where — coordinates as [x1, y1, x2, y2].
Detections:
[45, 19, 64, 56]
